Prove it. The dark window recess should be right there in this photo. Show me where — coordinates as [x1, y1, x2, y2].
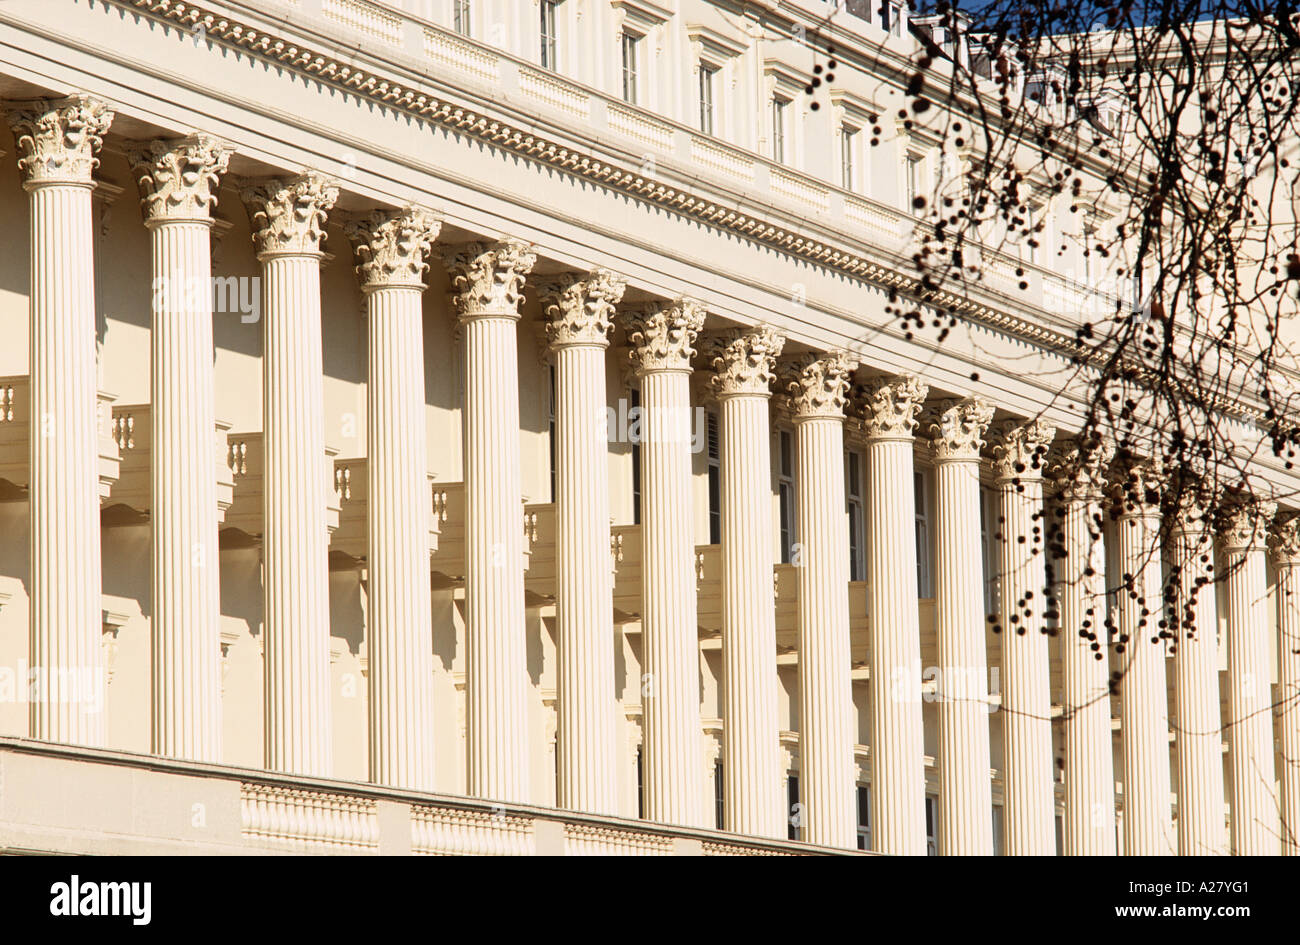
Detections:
[787, 775, 801, 841]
[714, 762, 725, 829]
[631, 388, 642, 525]
[707, 411, 721, 544]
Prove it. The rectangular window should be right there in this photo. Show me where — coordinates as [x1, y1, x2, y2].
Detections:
[698, 63, 718, 135]
[621, 31, 640, 104]
[630, 387, 642, 525]
[771, 95, 789, 164]
[453, 0, 470, 36]
[925, 795, 938, 856]
[636, 746, 644, 819]
[906, 153, 921, 210]
[540, 0, 559, 70]
[714, 761, 725, 829]
[841, 124, 858, 191]
[915, 468, 931, 597]
[787, 774, 801, 841]
[846, 451, 864, 582]
[981, 485, 1000, 615]
[883, 2, 903, 36]
[856, 784, 871, 850]
[548, 365, 557, 502]
[992, 804, 1004, 856]
[707, 411, 721, 544]
[778, 430, 796, 564]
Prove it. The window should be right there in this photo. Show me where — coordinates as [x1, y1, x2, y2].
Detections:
[707, 411, 721, 544]
[714, 761, 725, 829]
[630, 387, 642, 525]
[992, 804, 1004, 856]
[1082, 225, 1096, 285]
[882, 1, 903, 36]
[856, 784, 871, 850]
[786, 774, 801, 841]
[841, 124, 859, 191]
[778, 430, 796, 563]
[981, 484, 999, 615]
[698, 63, 718, 135]
[548, 365, 557, 501]
[846, 451, 864, 582]
[925, 795, 939, 855]
[905, 153, 922, 210]
[771, 95, 789, 164]
[621, 31, 640, 104]
[636, 746, 644, 819]
[915, 469, 931, 597]
[452, 0, 470, 37]
[540, 0, 559, 70]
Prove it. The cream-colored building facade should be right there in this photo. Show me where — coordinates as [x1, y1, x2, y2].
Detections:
[0, 0, 1296, 856]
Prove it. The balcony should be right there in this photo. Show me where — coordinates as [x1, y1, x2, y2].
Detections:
[222, 432, 340, 539]
[0, 375, 121, 502]
[105, 404, 235, 520]
[0, 737, 859, 856]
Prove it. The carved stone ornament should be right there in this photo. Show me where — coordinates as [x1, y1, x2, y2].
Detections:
[704, 327, 786, 397]
[624, 298, 706, 375]
[1269, 513, 1300, 566]
[540, 269, 627, 349]
[7, 95, 114, 187]
[781, 351, 855, 421]
[928, 397, 995, 461]
[1047, 434, 1114, 501]
[990, 418, 1056, 482]
[241, 172, 339, 257]
[858, 374, 928, 440]
[1219, 500, 1277, 554]
[443, 239, 538, 319]
[345, 207, 442, 290]
[128, 135, 232, 224]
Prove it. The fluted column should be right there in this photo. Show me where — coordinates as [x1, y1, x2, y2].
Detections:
[1271, 516, 1300, 856]
[541, 270, 627, 815]
[1050, 439, 1117, 855]
[445, 240, 537, 804]
[1112, 459, 1174, 855]
[860, 375, 929, 855]
[782, 352, 856, 848]
[129, 136, 231, 762]
[625, 300, 707, 827]
[929, 398, 995, 856]
[1170, 492, 1227, 855]
[241, 174, 339, 776]
[8, 97, 114, 746]
[1221, 501, 1281, 856]
[707, 327, 785, 839]
[991, 419, 1057, 856]
[346, 208, 442, 791]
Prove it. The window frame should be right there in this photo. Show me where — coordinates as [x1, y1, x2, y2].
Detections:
[778, 428, 797, 564]
[707, 409, 722, 544]
[539, 0, 560, 70]
[620, 29, 641, 104]
[846, 449, 865, 582]
[698, 61, 719, 135]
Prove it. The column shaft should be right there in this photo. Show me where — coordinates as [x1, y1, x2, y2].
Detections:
[1117, 506, 1174, 855]
[366, 285, 436, 790]
[1171, 517, 1227, 855]
[555, 342, 618, 813]
[935, 456, 994, 855]
[796, 415, 855, 848]
[720, 393, 783, 838]
[149, 220, 222, 760]
[1275, 539, 1300, 856]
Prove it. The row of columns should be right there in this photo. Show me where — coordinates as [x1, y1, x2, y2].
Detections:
[8, 95, 1299, 855]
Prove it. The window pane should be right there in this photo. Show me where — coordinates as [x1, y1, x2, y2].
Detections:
[621, 32, 638, 104]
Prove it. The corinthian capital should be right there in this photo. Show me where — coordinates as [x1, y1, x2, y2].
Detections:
[345, 207, 442, 290]
[443, 239, 537, 319]
[858, 375, 928, 440]
[540, 269, 626, 349]
[1219, 500, 1277, 554]
[1047, 434, 1113, 502]
[928, 397, 994, 461]
[241, 173, 339, 257]
[1108, 454, 1165, 516]
[128, 135, 232, 224]
[704, 327, 785, 397]
[990, 418, 1055, 482]
[624, 298, 705, 374]
[781, 352, 855, 420]
[1269, 513, 1300, 566]
[7, 95, 114, 187]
